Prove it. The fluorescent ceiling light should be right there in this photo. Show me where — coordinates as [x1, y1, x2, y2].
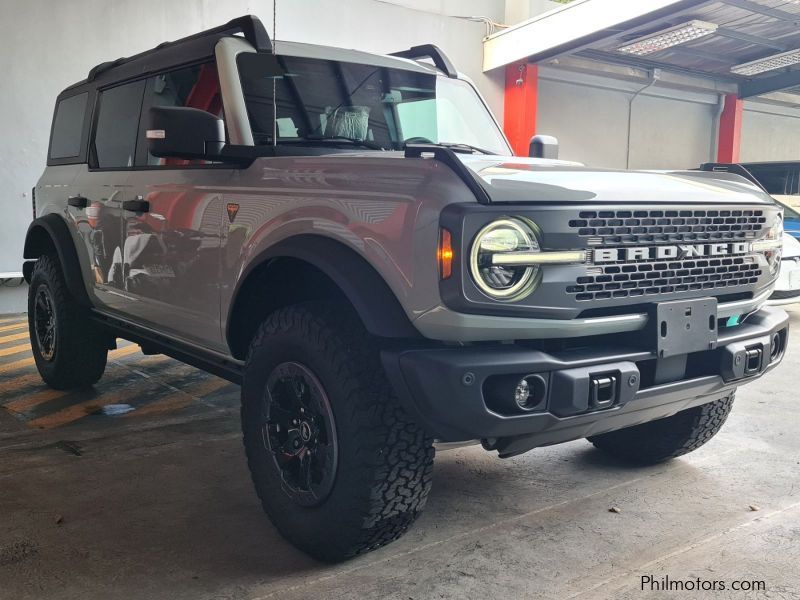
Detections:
[731, 49, 800, 76]
[617, 20, 718, 56]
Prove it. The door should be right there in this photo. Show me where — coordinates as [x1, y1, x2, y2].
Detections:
[70, 80, 146, 311]
[117, 62, 233, 350]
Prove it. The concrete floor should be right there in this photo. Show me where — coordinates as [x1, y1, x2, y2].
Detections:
[1, 307, 800, 600]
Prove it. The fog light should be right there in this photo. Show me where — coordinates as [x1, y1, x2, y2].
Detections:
[484, 374, 548, 415]
[514, 378, 530, 408]
[771, 331, 782, 361]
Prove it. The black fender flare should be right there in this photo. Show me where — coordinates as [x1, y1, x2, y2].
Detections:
[226, 235, 421, 352]
[23, 213, 92, 307]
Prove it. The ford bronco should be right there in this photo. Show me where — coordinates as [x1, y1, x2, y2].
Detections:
[24, 16, 789, 561]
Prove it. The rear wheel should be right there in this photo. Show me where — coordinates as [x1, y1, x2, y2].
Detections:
[588, 394, 734, 465]
[241, 303, 434, 562]
[28, 254, 108, 390]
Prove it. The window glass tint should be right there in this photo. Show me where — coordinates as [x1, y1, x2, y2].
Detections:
[141, 62, 225, 166]
[50, 93, 88, 159]
[237, 53, 511, 155]
[745, 166, 791, 195]
[94, 80, 146, 169]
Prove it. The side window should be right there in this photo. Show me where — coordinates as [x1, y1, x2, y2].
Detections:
[746, 166, 790, 196]
[790, 167, 800, 196]
[50, 92, 89, 160]
[94, 80, 146, 169]
[140, 62, 224, 167]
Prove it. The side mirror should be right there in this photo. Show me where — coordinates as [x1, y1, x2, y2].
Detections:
[147, 106, 225, 160]
[529, 134, 559, 159]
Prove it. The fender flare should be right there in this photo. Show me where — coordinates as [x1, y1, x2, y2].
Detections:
[23, 213, 92, 307]
[226, 235, 421, 351]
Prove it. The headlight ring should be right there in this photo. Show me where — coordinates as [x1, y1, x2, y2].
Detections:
[469, 218, 542, 301]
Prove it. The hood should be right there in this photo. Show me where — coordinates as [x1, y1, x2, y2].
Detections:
[457, 154, 776, 205]
[783, 232, 800, 259]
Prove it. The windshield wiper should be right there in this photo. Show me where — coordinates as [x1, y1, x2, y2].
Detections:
[275, 136, 384, 150]
[407, 141, 495, 155]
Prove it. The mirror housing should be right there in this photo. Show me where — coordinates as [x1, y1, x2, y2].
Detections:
[529, 134, 559, 159]
[147, 106, 225, 160]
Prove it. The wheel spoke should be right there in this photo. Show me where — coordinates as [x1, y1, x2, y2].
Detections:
[267, 403, 294, 425]
[314, 442, 334, 472]
[299, 452, 313, 491]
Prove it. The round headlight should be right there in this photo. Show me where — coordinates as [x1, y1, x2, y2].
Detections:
[469, 218, 541, 301]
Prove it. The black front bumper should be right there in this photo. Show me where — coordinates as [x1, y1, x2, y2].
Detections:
[382, 306, 789, 457]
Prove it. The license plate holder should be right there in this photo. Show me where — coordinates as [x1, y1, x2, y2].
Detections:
[652, 298, 718, 358]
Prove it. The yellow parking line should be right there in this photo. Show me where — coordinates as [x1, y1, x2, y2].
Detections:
[0, 316, 25, 325]
[4, 388, 69, 413]
[0, 342, 140, 375]
[27, 385, 146, 429]
[128, 377, 231, 417]
[0, 373, 42, 396]
[0, 343, 30, 358]
[0, 322, 27, 334]
[0, 332, 30, 344]
[3, 355, 175, 417]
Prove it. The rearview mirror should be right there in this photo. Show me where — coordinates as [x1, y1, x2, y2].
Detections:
[147, 106, 225, 160]
[529, 134, 559, 159]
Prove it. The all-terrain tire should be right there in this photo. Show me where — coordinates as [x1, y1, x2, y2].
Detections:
[27, 254, 108, 389]
[588, 394, 734, 465]
[241, 303, 435, 562]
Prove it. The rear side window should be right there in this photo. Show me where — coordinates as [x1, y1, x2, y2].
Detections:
[93, 80, 146, 169]
[50, 93, 88, 160]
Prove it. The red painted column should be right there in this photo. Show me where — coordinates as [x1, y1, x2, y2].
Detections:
[503, 62, 538, 157]
[717, 93, 744, 163]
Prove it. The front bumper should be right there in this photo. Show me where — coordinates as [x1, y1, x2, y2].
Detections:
[383, 306, 789, 457]
[413, 289, 774, 342]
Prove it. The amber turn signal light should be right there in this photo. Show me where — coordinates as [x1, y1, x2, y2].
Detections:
[438, 228, 454, 279]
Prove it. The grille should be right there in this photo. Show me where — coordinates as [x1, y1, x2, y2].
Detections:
[569, 209, 766, 246]
[568, 256, 762, 302]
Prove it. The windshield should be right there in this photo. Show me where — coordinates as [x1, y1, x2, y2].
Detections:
[237, 53, 511, 156]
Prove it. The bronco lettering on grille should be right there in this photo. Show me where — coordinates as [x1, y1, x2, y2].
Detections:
[593, 242, 750, 264]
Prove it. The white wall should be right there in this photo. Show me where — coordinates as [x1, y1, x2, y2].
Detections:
[0, 0, 504, 275]
[741, 102, 800, 162]
[536, 68, 718, 170]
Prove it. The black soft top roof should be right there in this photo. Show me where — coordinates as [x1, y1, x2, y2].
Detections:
[59, 15, 270, 98]
[56, 14, 458, 101]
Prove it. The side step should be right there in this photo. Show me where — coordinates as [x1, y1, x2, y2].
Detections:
[91, 312, 244, 384]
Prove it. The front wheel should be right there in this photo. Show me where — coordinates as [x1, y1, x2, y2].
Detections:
[241, 303, 434, 562]
[588, 394, 735, 465]
[27, 254, 109, 390]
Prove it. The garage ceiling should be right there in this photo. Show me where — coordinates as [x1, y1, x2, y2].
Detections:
[485, 0, 800, 99]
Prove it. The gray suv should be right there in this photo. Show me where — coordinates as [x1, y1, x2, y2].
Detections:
[25, 16, 789, 561]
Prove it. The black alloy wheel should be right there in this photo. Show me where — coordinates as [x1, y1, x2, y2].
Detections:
[262, 361, 338, 506]
[33, 286, 58, 361]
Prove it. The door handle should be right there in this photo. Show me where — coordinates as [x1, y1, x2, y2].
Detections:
[122, 199, 150, 213]
[67, 195, 88, 209]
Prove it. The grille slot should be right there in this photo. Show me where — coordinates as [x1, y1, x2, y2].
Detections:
[568, 257, 762, 302]
[569, 209, 765, 246]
